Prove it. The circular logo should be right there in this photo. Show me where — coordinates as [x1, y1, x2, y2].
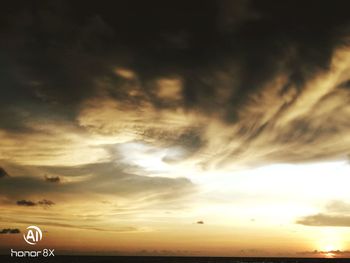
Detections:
[23, 226, 43, 245]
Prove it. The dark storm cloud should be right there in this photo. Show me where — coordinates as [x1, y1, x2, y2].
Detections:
[1, 0, 348, 118]
[0, 1, 118, 132]
[0, 228, 20, 234]
[2, 0, 350, 165]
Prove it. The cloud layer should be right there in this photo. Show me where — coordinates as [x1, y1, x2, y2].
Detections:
[2, 1, 350, 255]
[1, 0, 350, 170]
[297, 201, 350, 227]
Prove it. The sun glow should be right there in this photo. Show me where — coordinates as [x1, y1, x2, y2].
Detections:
[324, 244, 336, 252]
[324, 252, 335, 258]
[317, 228, 345, 257]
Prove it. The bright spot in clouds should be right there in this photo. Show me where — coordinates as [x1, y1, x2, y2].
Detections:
[117, 142, 187, 176]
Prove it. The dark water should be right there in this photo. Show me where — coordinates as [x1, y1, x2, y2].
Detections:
[1, 256, 349, 263]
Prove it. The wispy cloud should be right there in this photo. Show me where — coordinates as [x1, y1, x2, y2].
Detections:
[1, 0, 350, 256]
[297, 213, 350, 227]
[297, 201, 350, 227]
[0, 1, 350, 171]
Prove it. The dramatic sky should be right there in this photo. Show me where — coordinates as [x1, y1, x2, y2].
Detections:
[2, 0, 350, 258]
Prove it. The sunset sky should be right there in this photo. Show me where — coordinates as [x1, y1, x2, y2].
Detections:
[2, 0, 350, 258]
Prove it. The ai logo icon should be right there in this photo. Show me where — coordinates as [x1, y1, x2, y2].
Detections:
[23, 226, 42, 245]
[11, 225, 54, 257]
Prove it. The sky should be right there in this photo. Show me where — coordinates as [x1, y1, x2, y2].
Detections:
[1, 0, 350, 258]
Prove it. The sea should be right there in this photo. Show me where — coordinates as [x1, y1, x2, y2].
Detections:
[0, 256, 349, 263]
